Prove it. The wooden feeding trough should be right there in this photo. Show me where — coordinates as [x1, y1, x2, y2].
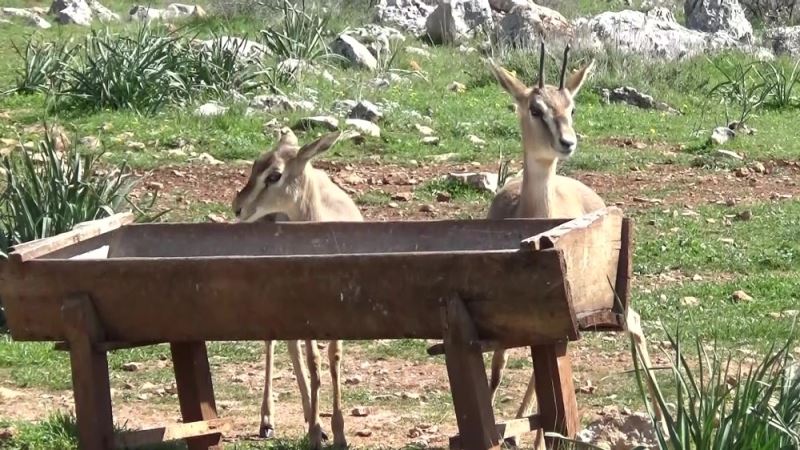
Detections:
[0, 206, 632, 450]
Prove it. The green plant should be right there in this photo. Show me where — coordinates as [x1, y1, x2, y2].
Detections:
[260, 0, 331, 62]
[631, 329, 800, 449]
[185, 34, 268, 96]
[0, 128, 150, 247]
[708, 57, 773, 127]
[760, 59, 800, 109]
[7, 38, 75, 96]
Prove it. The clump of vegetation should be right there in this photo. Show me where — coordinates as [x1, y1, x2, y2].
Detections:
[631, 330, 800, 449]
[260, 0, 332, 63]
[7, 38, 74, 96]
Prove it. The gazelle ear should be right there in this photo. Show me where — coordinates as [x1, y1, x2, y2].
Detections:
[488, 60, 529, 102]
[296, 131, 342, 162]
[565, 60, 595, 96]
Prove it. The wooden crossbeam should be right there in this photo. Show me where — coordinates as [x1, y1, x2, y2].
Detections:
[54, 340, 162, 352]
[449, 415, 542, 450]
[114, 418, 231, 448]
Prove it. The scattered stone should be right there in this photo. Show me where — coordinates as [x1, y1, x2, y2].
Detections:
[436, 192, 452, 202]
[392, 192, 413, 202]
[764, 25, 800, 57]
[140, 382, 157, 392]
[121, 362, 143, 372]
[293, 116, 339, 131]
[387, 201, 400, 209]
[425, 0, 493, 44]
[193, 153, 224, 165]
[421, 136, 440, 145]
[684, 0, 753, 42]
[577, 410, 657, 450]
[373, 0, 434, 37]
[431, 152, 459, 162]
[632, 196, 663, 204]
[414, 124, 435, 136]
[345, 375, 363, 385]
[195, 102, 228, 117]
[87, 0, 119, 22]
[330, 34, 378, 71]
[50, 0, 93, 26]
[719, 237, 735, 244]
[734, 167, 750, 177]
[402, 392, 421, 400]
[0, 7, 52, 28]
[732, 290, 753, 302]
[250, 94, 315, 113]
[129, 3, 205, 22]
[348, 101, 384, 122]
[126, 141, 146, 151]
[681, 296, 700, 307]
[751, 161, 766, 174]
[601, 86, 679, 114]
[448, 81, 467, 93]
[497, 2, 573, 47]
[356, 429, 373, 437]
[692, 274, 703, 281]
[420, 204, 436, 213]
[0, 425, 16, 441]
[351, 407, 370, 417]
[711, 126, 735, 145]
[715, 149, 743, 160]
[145, 181, 163, 191]
[206, 213, 227, 224]
[345, 119, 381, 138]
[447, 172, 499, 193]
[466, 134, 486, 146]
[405, 46, 431, 57]
[0, 387, 23, 400]
[198, 37, 268, 60]
[735, 210, 752, 221]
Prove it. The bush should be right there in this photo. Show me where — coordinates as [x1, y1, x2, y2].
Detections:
[8, 38, 75, 96]
[631, 330, 800, 449]
[260, 0, 332, 62]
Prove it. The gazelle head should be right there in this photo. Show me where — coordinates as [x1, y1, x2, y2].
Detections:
[232, 128, 343, 223]
[490, 43, 594, 162]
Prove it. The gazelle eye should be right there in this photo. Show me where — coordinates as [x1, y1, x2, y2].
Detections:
[571, 107, 576, 116]
[265, 172, 282, 185]
[529, 106, 542, 118]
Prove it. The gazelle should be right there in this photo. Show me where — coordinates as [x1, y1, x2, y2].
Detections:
[232, 128, 361, 449]
[486, 43, 604, 443]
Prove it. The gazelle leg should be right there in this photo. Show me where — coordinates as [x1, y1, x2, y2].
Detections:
[328, 340, 347, 448]
[504, 371, 539, 447]
[489, 349, 509, 406]
[259, 340, 276, 439]
[305, 339, 324, 449]
[287, 340, 312, 424]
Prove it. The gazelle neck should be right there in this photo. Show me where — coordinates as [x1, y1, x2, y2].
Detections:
[518, 126, 558, 218]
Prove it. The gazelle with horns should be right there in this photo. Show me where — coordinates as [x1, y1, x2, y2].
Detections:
[486, 43, 605, 443]
[232, 128, 361, 449]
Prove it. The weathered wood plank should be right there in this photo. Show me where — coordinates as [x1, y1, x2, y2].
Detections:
[107, 219, 571, 258]
[54, 340, 162, 352]
[521, 207, 623, 319]
[9, 213, 133, 263]
[171, 342, 221, 450]
[449, 415, 543, 449]
[531, 343, 579, 446]
[114, 419, 230, 448]
[61, 295, 115, 450]
[2, 250, 578, 344]
[442, 297, 500, 450]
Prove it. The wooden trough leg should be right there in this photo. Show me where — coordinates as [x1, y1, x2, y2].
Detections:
[442, 297, 501, 450]
[171, 342, 222, 450]
[531, 342, 578, 449]
[61, 294, 115, 450]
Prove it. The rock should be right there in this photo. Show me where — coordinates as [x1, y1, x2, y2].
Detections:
[331, 34, 378, 71]
[206, 213, 227, 223]
[195, 102, 228, 117]
[122, 362, 143, 372]
[684, 0, 752, 42]
[751, 161, 766, 174]
[732, 290, 753, 302]
[374, 0, 435, 37]
[681, 296, 700, 307]
[425, 0, 493, 45]
[348, 101, 384, 122]
[710, 126, 735, 145]
[198, 37, 269, 60]
[128, 3, 203, 22]
[764, 26, 800, 57]
[356, 429, 373, 437]
[421, 136, 440, 145]
[577, 409, 657, 449]
[345, 119, 381, 138]
[348, 24, 405, 58]
[497, 3, 573, 47]
[145, 181, 163, 191]
[447, 172, 498, 193]
[431, 152, 459, 162]
[577, 9, 752, 59]
[126, 141, 146, 151]
[406, 46, 431, 57]
[88, 0, 119, 22]
[415, 124, 435, 136]
[80, 136, 101, 150]
[601, 86, 679, 114]
[734, 166, 749, 177]
[345, 375, 363, 385]
[166, 3, 206, 18]
[489, 0, 535, 12]
[193, 153, 224, 165]
[49, 0, 93, 26]
[392, 192, 413, 201]
[250, 95, 315, 113]
[420, 204, 436, 213]
[127, 4, 164, 21]
[735, 210, 752, 221]
[467, 134, 486, 146]
[715, 149, 743, 159]
[0, 387, 23, 400]
[1, 7, 53, 28]
[0, 425, 15, 441]
[293, 116, 339, 131]
[351, 407, 370, 417]
[402, 392, 421, 400]
[436, 191, 452, 202]
[448, 81, 467, 92]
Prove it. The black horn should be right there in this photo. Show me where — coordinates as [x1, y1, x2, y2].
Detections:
[559, 44, 571, 89]
[538, 40, 545, 89]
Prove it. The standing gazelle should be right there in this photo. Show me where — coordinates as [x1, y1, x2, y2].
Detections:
[486, 44, 605, 444]
[232, 128, 361, 449]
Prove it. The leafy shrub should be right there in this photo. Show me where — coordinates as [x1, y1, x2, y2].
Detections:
[260, 0, 331, 62]
[631, 330, 800, 449]
[184, 34, 269, 96]
[760, 59, 800, 109]
[8, 38, 75, 96]
[708, 58, 773, 127]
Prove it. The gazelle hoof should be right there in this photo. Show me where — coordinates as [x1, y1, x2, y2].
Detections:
[259, 424, 275, 439]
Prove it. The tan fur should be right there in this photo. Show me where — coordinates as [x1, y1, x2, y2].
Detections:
[233, 130, 360, 449]
[486, 58, 605, 442]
